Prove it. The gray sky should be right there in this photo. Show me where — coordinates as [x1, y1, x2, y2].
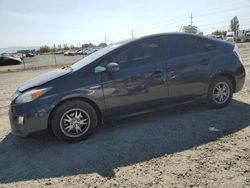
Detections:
[0, 0, 250, 48]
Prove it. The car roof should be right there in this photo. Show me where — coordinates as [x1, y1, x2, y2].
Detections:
[112, 32, 231, 49]
[112, 32, 201, 46]
[145, 32, 235, 47]
[139, 32, 216, 41]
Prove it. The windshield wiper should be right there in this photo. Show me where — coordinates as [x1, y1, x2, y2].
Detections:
[61, 65, 73, 70]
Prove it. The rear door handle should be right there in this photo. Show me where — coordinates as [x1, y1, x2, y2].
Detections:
[167, 71, 176, 79]
[200, 58, 210, 65]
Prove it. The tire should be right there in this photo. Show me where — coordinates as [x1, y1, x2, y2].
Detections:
[51, 100, 98, 142]
[206, 77, 233, 108]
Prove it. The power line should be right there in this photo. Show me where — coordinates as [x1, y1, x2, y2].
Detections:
[194, 12, 250, 24]
[200, 18, 250, 27]
[135, 17, 250, 38]
[194, 16, 250, 28]
[134, 16, 189, 32]
[135, 24, 188, 36]
[133, 0, 248, 33]
[194, 5, 250, 18]
[105, 0, 250, 42]
[134, 6, 249, 36]
[135, 22, 189, 36]
[191, 0, 248, 15]
[199, 19, 250, 29]
[135, 19, 189, 34]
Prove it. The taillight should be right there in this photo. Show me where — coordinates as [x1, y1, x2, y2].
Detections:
[233, 45, 243, 62]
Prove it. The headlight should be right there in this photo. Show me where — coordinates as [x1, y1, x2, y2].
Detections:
[15, 88, 50, 104]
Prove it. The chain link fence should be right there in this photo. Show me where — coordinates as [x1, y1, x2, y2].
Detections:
[0, 54, 84, 72]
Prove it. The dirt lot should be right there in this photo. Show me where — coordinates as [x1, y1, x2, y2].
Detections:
[0, 44, 250, 187]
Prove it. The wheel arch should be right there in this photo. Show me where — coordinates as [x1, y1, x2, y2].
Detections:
[47, 97, 103, 134]
[210, 73, 236, 93]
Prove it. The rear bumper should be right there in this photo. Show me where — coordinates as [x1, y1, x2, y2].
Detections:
[234, 65, 246, 93]
[9, 102, 50, 137]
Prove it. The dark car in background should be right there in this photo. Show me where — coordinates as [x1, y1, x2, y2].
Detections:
[25, 53, 35, 57]
[9, 33, 245, 142]
[0, 55, 22, 66]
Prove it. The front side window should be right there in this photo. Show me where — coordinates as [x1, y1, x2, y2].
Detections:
[110, 49, 129, 65]
[106, 38, 161, 69]
[132, 39, 161, 64]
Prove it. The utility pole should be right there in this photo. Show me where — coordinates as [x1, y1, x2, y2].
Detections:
[22, 58, 26, 70]
[104, 36, 107, 44]
[53, 44, 57, 66]
[179, 25, 183, 32]
[190, 13, 193, 26]
[131, 30, 134, 38]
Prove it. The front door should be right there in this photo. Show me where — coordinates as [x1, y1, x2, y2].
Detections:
[101, 38, 168, 117]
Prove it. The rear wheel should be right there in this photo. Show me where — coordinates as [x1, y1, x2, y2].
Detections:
[51, 100, 98, 142]
[207, 77, 233, 108]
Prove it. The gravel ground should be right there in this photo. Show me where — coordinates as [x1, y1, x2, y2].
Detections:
[0, 44, 250, 187]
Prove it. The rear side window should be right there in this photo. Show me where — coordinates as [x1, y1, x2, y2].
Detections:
[200, 38, 216, 51]
[164, 36, 202, 59]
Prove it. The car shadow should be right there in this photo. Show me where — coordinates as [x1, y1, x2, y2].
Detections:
[0, 99, 250, 184]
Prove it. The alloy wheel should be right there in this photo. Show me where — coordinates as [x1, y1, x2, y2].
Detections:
[59, 108, 90, 138]
[212, 82, 230, 104]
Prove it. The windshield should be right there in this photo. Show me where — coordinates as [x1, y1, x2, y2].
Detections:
[71, 38, 135, 70]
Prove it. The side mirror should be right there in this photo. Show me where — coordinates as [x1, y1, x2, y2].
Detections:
[106, 62, 120, 73]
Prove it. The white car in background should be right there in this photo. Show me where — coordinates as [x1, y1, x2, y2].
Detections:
[225, 31, 235, 43]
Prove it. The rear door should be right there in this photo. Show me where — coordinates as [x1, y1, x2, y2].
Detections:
[100, 37, 168, 117]
[163, 35, 214, 103]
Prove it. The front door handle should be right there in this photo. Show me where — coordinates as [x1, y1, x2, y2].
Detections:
[167, 71, 176, 78]
[200, 58, 210, 65]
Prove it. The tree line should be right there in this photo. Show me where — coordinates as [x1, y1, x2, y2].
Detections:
[38, 43, 107, 53]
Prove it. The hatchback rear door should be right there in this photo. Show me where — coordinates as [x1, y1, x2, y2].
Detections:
[163, 35, 214, 103]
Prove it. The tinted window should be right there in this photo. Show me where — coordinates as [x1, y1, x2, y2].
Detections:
[132, 39, 161, 64]
[200, 38, 216, 51]
[71, 44, 122, 70]
[165, 36, 202, 59]
[107, 38, 161, 69]
[110, 49, 129, 65]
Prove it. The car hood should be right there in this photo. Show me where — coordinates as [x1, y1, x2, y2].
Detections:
[18, 68, 72, 92]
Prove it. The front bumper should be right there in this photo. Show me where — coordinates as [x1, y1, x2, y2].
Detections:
[9, 101, 50, 137]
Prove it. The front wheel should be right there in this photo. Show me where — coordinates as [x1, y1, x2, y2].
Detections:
[51, 100, 98, 142]
[207, 77, 233, 108]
